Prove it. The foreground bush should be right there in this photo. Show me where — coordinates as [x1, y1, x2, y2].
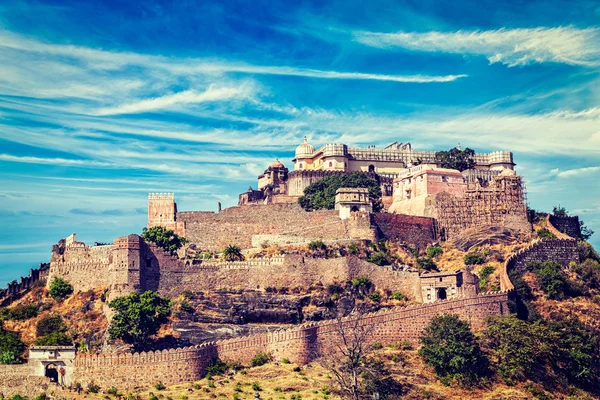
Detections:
[419, 314, 489, 386]
[0, 325, 24, 364]
[142, 226, 187, 255]
[251, 352, 271, 367]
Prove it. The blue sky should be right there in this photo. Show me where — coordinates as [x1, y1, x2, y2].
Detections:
[1, 0, 599, 285]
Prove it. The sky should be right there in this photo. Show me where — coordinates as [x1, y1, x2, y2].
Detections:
[1, 0, 599, 285]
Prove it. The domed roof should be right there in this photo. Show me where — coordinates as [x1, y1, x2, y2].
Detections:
[271, 158, 284, 168]
[295, 136, 315, 158]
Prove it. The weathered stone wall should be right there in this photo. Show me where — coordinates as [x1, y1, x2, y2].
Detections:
[72, 292, 509, 391]
[506, 238, 580, 274]
[48, 242, 113, 292]
[177, 204, 375, 251]
[0, 364, 50, 397]
[373, 214, 438, 248]
[549, 215, 581, 239]
[0, 263, 49, 306]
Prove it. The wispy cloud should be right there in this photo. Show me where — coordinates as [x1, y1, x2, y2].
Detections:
[0, 154, 113, 167]
[354, 27, 600, 67]
[555, 166, 600, 178]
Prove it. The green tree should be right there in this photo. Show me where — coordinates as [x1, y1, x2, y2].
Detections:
[529, 261, 574, 300]
[221, 244, 244, 261]
[419, 314, 489, 386]
[141, 226, 188, 255]
[35, 316, 72, 346]
[298, 172, 383, 212]
[48, 277, 73, 300]
[0, 325, 25, 364]
[435, 147, 476, 171]
[35, 331, 72, 346]
[482, 315, 551, 384]
[108, 291, 172, 350]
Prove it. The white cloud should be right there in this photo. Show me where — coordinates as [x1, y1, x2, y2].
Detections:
[555, 166, 600, 178]
[94, 86, 250, 116]
[354, 27, 600, 67]
[0, 154, 113, 167]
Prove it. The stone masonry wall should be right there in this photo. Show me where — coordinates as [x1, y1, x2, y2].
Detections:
[549, 215, 581, 239]
[48, 243, 113, 292]
[506, 238, 580, 274]
[0, 364, 50, 397]
[0, 263, 49, 306]
[373, 213, 438, 248]
[73, 292, 509, 391]
[177, 204, 375, 251]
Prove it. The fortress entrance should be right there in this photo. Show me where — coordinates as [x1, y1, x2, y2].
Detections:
[437, 288, 447, 300]
[368, 164, 375, 173]
[351, 206, 359, 212]
[45, 363, 59, 382]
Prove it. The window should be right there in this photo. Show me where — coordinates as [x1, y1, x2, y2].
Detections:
[442, 176, 448, 182]
[439, 277, 443, 282]
[329, 162, 333, 167]
[299, 163, 303, 169]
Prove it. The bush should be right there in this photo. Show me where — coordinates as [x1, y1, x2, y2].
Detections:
[281, 357, 290, 364]
[36, 316, 66, 337]
[221, 244, 244, 261]
[390, 292, 405, 301]
[417, 257, 438, 272]
[298, 171, 383, 212]
[251, 352, 271, 367]
[35, 331, 72, 346]
[154, 382, 166, 390]
[478, 265, 495, 280]
[347, 242, 359, 255]
[435, 147, 476, 172]
[0, 326, 25, 364]
[536, 228, 555, 239]
[368, 292, 381, 302]
[0, 304, 39, 321]
[142, 226, 187, 255]
[49, 277, 73, 300]
[351, 277, 371, 288]
[107, 387, 119, 395]
[307, 240, 327, 251]
[180, 300, 194, 313]
[367, 251, 389, 266]
[419, 314, 489, 386]
[206, 358, 228, 376]
[464, 252, 486, 265]
[529, 261, 573, 300]
[251, 382, 262, 391]
[426, 246, 443, 258]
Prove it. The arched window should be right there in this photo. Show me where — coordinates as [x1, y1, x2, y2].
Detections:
[437, 288, 447, 300]
[368, 164, 375, 173]
[329, 162, 333, 168]
[299, 163, 303, 169]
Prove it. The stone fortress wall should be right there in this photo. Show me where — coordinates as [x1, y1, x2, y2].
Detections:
[72, 291, 510, 391]
[548, 215, 582, 239]
[0, 263, 49, 306]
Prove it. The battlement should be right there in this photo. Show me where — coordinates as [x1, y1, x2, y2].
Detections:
[148, 193, 175, 200]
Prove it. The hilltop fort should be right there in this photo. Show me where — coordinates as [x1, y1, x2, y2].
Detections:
[0, 139, 588, 395]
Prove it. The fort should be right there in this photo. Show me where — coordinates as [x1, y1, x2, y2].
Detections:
[0, 139, 586, 396]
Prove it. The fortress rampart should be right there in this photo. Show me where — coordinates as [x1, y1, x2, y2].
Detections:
[505, 238, 580, 274]
[548, 215, 581, 239]
[0, 263, 49, 306]
[72, 292, 509, 391]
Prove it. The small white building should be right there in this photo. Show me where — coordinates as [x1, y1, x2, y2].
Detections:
[28, 346, 76, 386]
[335, 187, 372, 220]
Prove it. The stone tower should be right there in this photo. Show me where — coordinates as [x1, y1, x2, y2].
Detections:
[147, 193, 185, 236]
[109, 234, 143, 299]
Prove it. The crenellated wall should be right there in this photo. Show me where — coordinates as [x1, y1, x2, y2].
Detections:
[72, 292, 509, 391]
[505, 238, 580, 275]
[548, 215, 581, 239]
[0, 263, 49, 306]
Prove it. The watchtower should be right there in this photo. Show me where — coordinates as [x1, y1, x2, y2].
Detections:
[335, 187, 372, 220]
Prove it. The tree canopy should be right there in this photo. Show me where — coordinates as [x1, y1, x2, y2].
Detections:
[108, 290, 172, 350]
[0, 325, 24, 364]
[49, 277, 73, 300]
[298, 172, 382, 212]
[435, 147, 476, 172]
[142, 226, 188, 255]
[419, 314, 489, 386]
[221, 244, 244, 261]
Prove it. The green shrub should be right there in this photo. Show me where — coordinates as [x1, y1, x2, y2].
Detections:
[464, 253, 486, 265]
[154, 382, 166, 390]
[33, 394, 47, 400]
[0, 304, 39, 321]
[419, 314, 489, 386]
[426, 246, 443, 258]
[536, 228, 555, 239]
[11, 396, 28, 400]
[281, 357, 290, 364]
[478, 265, 495, 280]
[87, 382, 100, 393]
[251, 352, 271, 367]
[221, 244, 244, 261]
[351, 277, 371, 288]
[0, 326, 25, 364]
[206, 358, 228, 375]
[390, 292, 405, 301]
[36, 316, 66, 337]
[308, 240, 326, 251]
[49, 277, 73, 300]
[368, 292, 381, 302]
[529, 261, 571, 300]
[107, 387, 119, 395]
[347, 242, 359, 255]
[417, 257, 438, 271]
[34, 331, 72, 346]
[367, 251, 389, 266]
[180, 300, 194, 313]
[251, 382, 262, 391]
[371, 342, 383, 350]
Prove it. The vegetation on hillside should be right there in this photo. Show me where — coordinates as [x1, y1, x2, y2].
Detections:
[435, 147, 476, 171]
[552, 205, 594, 240]
[142, 226, 188, 255]
[108, 290, 172, 351]
[298, 171, 383, 212]
[34, 315, 72, 346]
[49, 277, 73, 300]
[221, 244, 245, 261]
[0, 324, 25, 364]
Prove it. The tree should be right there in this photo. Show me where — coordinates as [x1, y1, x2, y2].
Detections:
[317, 307, 399, 400]
[298, 172, 383, 212]
[49, 277, 73, 300]
[142, 226, 188, 255]
[108, 291, 172, 350]
[35, 316, 72, 346]
[482, 315, 551, 384]
[221, 244, 244, 261]
[0, 325, 24, 364]
[419, 314, 489, 386]
[435, 147, 476, 171]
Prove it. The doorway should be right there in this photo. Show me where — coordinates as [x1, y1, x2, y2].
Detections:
[437, 288, 447, 300]
[45, 364, 59, 382]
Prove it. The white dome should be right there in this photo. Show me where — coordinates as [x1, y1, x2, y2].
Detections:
[295, 136, 315, 158]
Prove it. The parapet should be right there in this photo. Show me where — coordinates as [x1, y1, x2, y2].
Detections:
[148, 193, 175, 200]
